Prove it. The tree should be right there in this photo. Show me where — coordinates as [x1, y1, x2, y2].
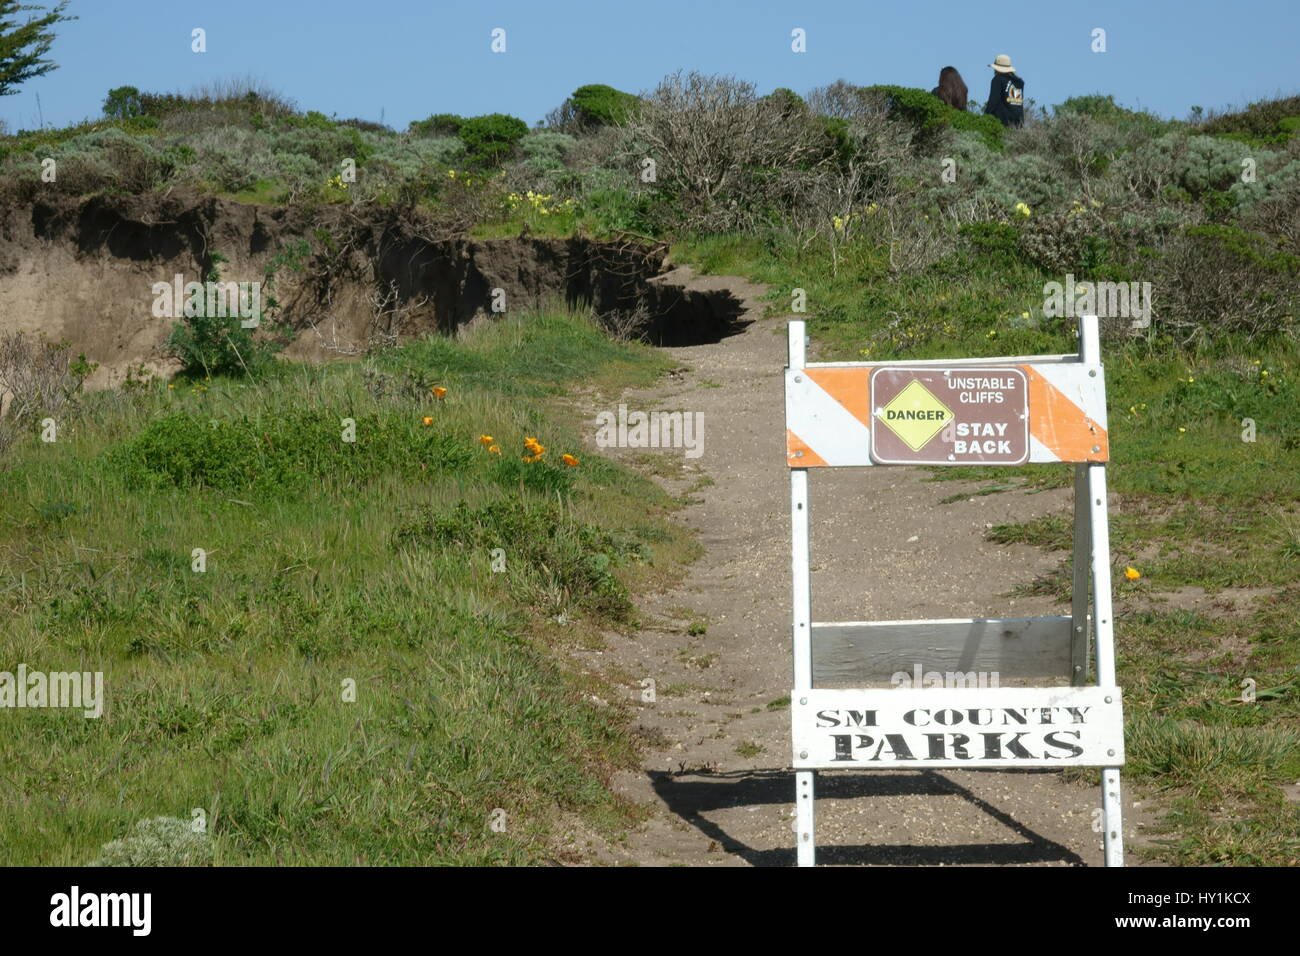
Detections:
[103, 84, 142, 118]
[0, 1, 75, 98]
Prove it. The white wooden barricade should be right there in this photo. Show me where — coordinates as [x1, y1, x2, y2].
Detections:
[785, 314, 1124, 867]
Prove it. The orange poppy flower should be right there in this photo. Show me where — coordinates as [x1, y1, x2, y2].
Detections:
[562, 454, 580, 467]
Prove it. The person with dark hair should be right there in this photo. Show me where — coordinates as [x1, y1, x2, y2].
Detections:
[983, 54, 1025, 128]
[931, 66, 968, 111]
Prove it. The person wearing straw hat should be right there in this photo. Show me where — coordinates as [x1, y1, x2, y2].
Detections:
[983, 54, 1025, 128]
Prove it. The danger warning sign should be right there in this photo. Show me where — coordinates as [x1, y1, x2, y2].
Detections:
[870, 367, 1028, 465]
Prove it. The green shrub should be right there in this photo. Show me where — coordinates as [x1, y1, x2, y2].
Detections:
[580, 187, 657, 234]
[484, 452, 575, 494]
[866, 84, 1004, 151]
[394, 498, 637, 620]
[186, 127, 280, 191]
[137, 91, 194, 117]
[164, 254, 285, 376]
[1053, 93, 1170, 137]
[958, 220, 1022, 262]
[518, 130, 577, 175]
[272, 119, 371, 165]
[410, 113, 464, 137]
[200, 150, 262, 192]
[272, 150, 322, 182]
[1055, 94, 1128, 120]
[337, 117, 391, 134]
[457, 113, 529, 168]
[818, 116, 855, 167]
[364, 133, 463, 177]
[570, 84, 640, 128]
[286, 110, 335, 130]
[1203, 95, 1300, 140]
[950, 110, 1008, 151]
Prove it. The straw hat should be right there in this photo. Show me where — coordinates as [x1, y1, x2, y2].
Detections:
[990, 54, 1016, 74]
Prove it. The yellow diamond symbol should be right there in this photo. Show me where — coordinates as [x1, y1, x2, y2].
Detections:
[877, 379, 953, 452]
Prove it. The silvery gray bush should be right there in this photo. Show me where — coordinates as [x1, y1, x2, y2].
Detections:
[89, 816, 213, 867]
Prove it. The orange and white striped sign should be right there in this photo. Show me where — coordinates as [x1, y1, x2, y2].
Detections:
[786, 359, 1108, 467]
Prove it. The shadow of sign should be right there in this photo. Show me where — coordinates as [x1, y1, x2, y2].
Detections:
[647, 768, 1086, 867]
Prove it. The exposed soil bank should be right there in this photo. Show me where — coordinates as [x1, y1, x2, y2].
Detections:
[0, 190, 747, 387]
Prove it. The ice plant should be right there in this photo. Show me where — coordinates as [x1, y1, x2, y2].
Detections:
[1014, 202, 1031, 217]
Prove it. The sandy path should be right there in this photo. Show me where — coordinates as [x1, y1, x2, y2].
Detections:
[575, 266, 1154, 866]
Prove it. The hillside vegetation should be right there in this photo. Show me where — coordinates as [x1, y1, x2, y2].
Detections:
[1, 74, 1298, 864]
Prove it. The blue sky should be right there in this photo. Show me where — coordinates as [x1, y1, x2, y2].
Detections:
[3, 0, 1297, 131]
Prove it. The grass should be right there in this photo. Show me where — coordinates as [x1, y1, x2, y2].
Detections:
[671, 227, 1300, 864]
[0, 307, 696, 865]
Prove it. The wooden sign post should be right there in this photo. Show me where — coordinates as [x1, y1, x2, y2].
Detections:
[784, 314, 1124, 867]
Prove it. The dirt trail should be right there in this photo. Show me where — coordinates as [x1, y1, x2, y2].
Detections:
[575, 265, 1156, 866]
